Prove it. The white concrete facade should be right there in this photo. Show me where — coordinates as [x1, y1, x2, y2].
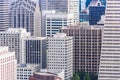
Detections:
[47, 33, 73, 80]
[17, 64, 40, 80]
[98, 0, 120, 80]
[0, 47, 17, 80]
[0, 28, 30, 63]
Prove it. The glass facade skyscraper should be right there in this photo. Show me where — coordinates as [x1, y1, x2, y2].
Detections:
[0, 0, 9, 31]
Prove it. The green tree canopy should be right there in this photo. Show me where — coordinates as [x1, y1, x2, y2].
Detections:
[72, 73, 80, 80]
[84, 73, 90, 80]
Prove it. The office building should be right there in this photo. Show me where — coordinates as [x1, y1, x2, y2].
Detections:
[0, 0, 9, 31]
[9, 0, 41, 36]
[0, 47, 17, 80]
[61, 26, 103, 74]
[89, 0, 105, 25]
[46, 13, 67, 37]
[98, 0, 120, 80]
[68, 0, 79, 24]
[0, 28, 30, 63]
[17, 64, 40, 80]
[22, 37, 47, 68]
[39, 0, 68, 13]
[47, 33, 73, 80]
[41, 10, 56, 37]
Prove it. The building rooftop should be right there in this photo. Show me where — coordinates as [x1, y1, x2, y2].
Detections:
[0, 46, 8, 54]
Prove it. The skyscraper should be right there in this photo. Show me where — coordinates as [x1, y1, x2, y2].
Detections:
[47, 33, 73, 80]
[0, 28, 30, 63]
[9, 0, 41, 36]
[61, 26, 103, 74]
[22, 37, 47, 68]
[89, 0, 105, 25]
[98, 0, 120, 80]
[0, 46, 17, 80]
[68, 0, 79, 24]
[45, 13, 67, 37]
[0, 0, 9, 31]
[39, 0, 68, 13]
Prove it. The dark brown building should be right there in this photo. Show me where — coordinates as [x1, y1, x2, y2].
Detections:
[29, 72, 62, 80]
[60, 26, 103, 74]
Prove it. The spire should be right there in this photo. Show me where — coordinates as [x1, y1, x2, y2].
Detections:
[34, 1, 41, 37]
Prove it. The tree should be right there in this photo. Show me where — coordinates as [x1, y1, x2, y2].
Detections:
[72, 73, 80, 80]
[84, 73, 90, 80]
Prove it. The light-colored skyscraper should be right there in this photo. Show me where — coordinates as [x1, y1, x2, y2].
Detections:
[0, 46, 17, 80]
[68, 0, 79, 25]
[45, 13, 67, 37]
[22, 37, 47, 68]
[98, 0, 120, 80]
[0, 0, 9, 31]
[0, 28, 30, 63]
[47, 33, 73, 80]
[41, 10, 55, 37]
[9, 0, 41, 36]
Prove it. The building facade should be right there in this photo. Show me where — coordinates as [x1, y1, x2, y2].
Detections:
[0, 47, 17, 80]
[0, 0, 9, 31]
[98, 0, 120, 80]
[39, 0, 68, 13]
[47, 33, 73, 80]
[89, 0, 105, 25]
[22, 37, 47, 68]
[61, 26, 103, 74]
[68, 0, 79, 25]
[9, 0, 41, 36]
[45, 13, 67, 37]
[0, 28, 30, 63]
[17, 64, 40, 80]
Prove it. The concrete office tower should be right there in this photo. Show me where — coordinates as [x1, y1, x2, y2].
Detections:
[68, 0, 79, 25]
[46, 13, 67, 37]
[98, 0, 120, 80]
[0, 0, 9, 31]
[47, 33, 73, 80]
[61, 26, 103, 74]
[39, 0, 68, 13]
[9, 0, 41, 36]
[17, 64, 40, 80]
[0, 28, 30, 63]
[22, 37, 47, 69]
[89, 0, 105, 25]
[0, 47, 17, 80]
[41, 10, 56, 37]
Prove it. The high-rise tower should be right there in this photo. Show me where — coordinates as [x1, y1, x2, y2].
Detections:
[98, 0, 120, 80]
[9, 0, 41, 36]
[0, 0, 9, 31]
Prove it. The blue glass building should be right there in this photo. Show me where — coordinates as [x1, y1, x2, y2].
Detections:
[89, 1, 105, 25]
